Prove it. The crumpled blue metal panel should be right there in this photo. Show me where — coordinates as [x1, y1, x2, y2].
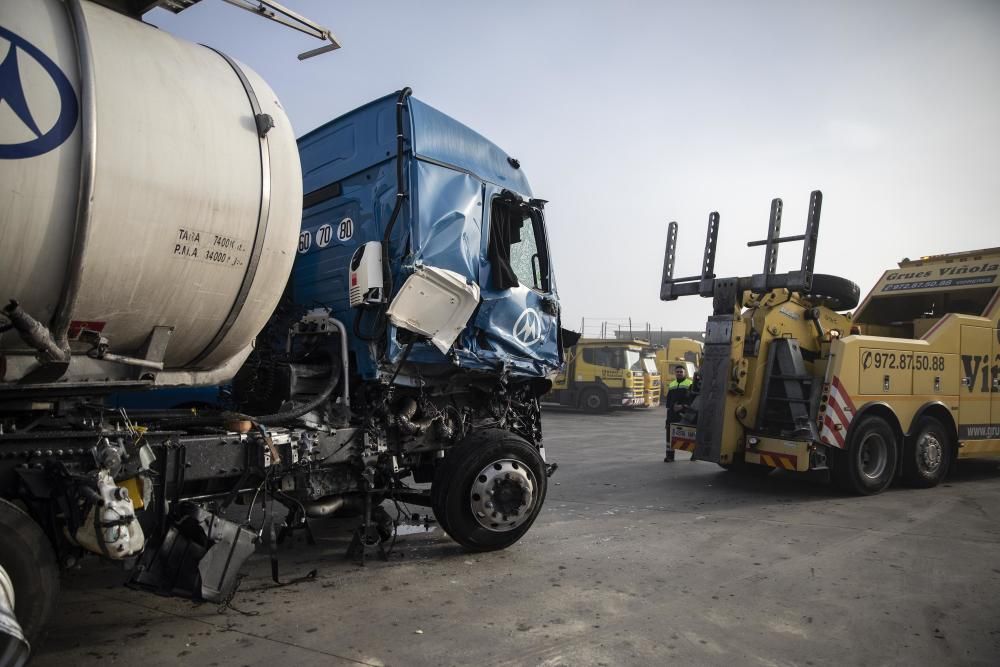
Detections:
[410, 160, 483, 280]
[384, 160, 560, 378]
[384, 282, 560, 379]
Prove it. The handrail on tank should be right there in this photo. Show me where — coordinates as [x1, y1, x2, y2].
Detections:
[50, 0, 98, 361]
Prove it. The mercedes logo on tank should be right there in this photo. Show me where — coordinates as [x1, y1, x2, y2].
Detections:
[513, 308, 544, 346]
[0, 25, 79, 159]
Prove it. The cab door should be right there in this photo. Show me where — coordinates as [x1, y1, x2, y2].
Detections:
[472, 186, 561, 375]
[959, 325, 992, 441]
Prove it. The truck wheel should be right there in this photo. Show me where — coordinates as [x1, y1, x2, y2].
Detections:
[901, 417, 953, 488]
[805, 274, 860, 311]
[430, 460, 453, 536]
[0, 499, 59, 650]
[432, 429, 547, 552]
[579, 388, 608, 413]
[830, 415, 899, 494]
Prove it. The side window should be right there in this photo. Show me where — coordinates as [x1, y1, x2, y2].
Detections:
[582, 348, 595, 365]
[508, 214, 543, 289]
[487, 195, 551, 292]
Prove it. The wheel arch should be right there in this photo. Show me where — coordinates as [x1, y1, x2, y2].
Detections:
[578, 383, 609, 402]
[907, 401, 959, 461]
[906, 402, 957, 438]
[848, 401, 905, 449]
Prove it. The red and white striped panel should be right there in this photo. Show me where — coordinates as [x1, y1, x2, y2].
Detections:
[819, 376, 857, 449]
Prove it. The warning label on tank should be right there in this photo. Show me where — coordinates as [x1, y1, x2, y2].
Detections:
[173, 227, 250, 268]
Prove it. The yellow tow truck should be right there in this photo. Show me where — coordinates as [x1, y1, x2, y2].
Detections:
[660, 190, 999, 493]
[546, 339, 646, 412]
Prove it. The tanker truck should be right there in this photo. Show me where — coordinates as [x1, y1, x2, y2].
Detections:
[0, 1, 566, 660]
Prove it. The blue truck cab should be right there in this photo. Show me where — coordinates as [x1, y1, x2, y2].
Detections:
[293, 91, 564, 380]
[228, 90, 567, 551]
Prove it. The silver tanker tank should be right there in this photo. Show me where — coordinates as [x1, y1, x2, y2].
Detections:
[0, 0, 302, 386]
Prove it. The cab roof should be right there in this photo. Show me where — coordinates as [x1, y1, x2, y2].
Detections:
[298, 92, 532, 197]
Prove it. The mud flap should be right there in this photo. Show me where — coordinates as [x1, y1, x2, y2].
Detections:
[129, 502, 256, 603]
[670, 424, 697, 453]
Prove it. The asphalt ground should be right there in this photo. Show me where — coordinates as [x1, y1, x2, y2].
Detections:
[32, 407, 1000, 666]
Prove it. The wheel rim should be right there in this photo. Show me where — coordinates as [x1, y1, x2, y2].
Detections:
[469, 459, 537, 532]
[915, 431, 943, 475]
[584, 394, 601, 410]
[858, 432, 889, 480]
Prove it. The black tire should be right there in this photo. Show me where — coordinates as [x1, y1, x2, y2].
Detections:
[578, 388, 608, 413]
[901, 416, 954, 488]
[830, 415, 899, 495]
[431, 429, 547, 552]
[806, 274, 860, 311]
[430, 458, 453, 537]
[0, 499, 59, 647]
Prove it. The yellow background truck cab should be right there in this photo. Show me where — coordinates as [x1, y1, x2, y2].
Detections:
[546, 339, 645, 412]
[655, 338, 703, 398]
[641, 348, 662, 407]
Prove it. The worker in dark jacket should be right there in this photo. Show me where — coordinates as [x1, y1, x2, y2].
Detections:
[664, 366, 693, 462]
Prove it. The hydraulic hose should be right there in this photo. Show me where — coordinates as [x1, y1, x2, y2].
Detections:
[158, 366, 340, 429]
[240, 365, 339, 424]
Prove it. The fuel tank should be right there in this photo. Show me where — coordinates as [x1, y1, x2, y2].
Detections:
[0, 0, 301, 385]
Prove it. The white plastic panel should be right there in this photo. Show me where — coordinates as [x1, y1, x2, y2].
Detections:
[386, 266, 481, 353]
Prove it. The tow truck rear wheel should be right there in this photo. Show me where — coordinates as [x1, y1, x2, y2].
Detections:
[579, 388, 608, 413]
[0, 499, 59, 655]
[901, 417, 953, 488]
[431, 429, 547, 552]
[830, 415, 899, 494]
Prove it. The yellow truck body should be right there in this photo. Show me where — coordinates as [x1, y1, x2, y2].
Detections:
[547, 339, 646, 412]
[641, 350, 662, 407]
[680, 247, 1000, 492]
[823, 249, 1000, 463]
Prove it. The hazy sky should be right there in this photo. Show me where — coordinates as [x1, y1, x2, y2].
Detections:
[151, 0, 1000, 338]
